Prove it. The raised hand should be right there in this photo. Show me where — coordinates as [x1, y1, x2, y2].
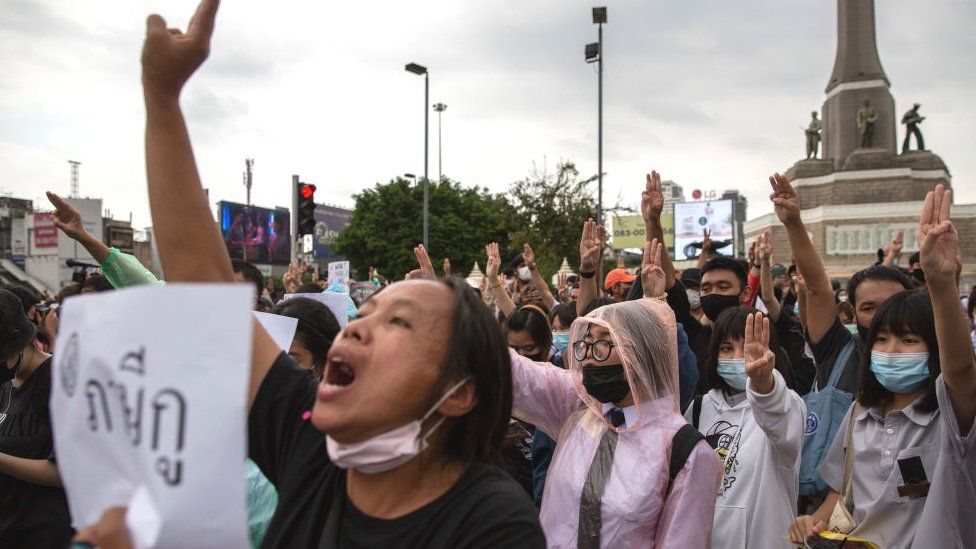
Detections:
[283, 259, 300, 293]
[743, 312, 776, 393]
[141, 0, 220, 99]
[701, 228, 712, 252]
[413, 244, 436, 279]
[47, 191, 87, 240]
[918, 184, 960, 283]
[641, 238, 666, 298]
[579, 218, 603, 273]
[769, 172, 801, 226]
[757, 229, 772, 263]
[523, 243, 537, 269]
[485, 242, 502, 280]
[641, 170, 664, 223]
[442, 258, 452, 277]
[556, 272, 569, 301]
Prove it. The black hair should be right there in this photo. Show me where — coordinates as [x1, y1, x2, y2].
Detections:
[787, 264, 798, 277]
[858, 290, 939, 413]
[0, 284, 40, 314]
[56, 283, 82, 304]
[432, 277, 512, 467]
[231, 259, 264, 300]
[552, 302, 578, 330]
[582, 297, 615, 316]
[909, 252, 921, 266]
[0, 289, 37, 360]
[846, 265, 913, 308]
[83, 274, 115, 292]
[705, 306, 793, 393]
[296, 283, 323, 294]
[505, 305, 553, 362]
[271, 297, 341, 379]
[702, 256, 748, 294]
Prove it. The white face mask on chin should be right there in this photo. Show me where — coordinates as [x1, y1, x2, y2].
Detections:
[326, 377, 471, 474]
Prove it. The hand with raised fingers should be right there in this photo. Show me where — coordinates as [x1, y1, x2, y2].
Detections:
[413, 244, 436, 279]
[556, 272, 569, 301]
[641, 170, 664, 224]
[579, 219, 602, 273]
[744, 312, 776, 393]
[46, 191, 88, 241]
[758, 229, 772, 263]
[641, 238, 667, 298]
[769, 172, 801, 226]
[523, 243, 537, 270]
[701, 228, 712, 252]
[918, 184, 960, 284]
[442, 258, 452, 277]
[283, 259, 299, 293]
[141, 0, 220, 100]
[485, 242, 502, 281]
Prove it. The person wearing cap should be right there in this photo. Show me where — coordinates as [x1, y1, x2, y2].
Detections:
[0, 289, 72, 548]
[771, 263, 790, 290]
[605, 268, 636, 303]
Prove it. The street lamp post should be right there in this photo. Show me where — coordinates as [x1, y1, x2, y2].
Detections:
[586, 7, 607, 226]
[405, 62, 430, 249]
[433, 103, 447, 181]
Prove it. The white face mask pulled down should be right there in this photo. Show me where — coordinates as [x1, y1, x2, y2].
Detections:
[326, 377, 471, 474]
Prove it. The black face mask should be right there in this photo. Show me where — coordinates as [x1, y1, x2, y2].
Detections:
[581, 363, 630, 403]
[700, 293, 741, 322]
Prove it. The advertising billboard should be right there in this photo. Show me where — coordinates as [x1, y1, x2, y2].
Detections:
[673, 199, 734, 260]
[313, 205, 352, 260]
[611, 213, 674, 250]
[218, 201, 291, 265]
[34, 213, 58, 248]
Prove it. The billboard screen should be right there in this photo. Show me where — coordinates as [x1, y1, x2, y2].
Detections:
[313, 205, 352, 260]
[610, 213, 674, 250]
[673, 199, 734, 260]
[219, 201, 291, 265]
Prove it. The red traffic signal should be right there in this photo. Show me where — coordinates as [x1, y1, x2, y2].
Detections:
[300, 184, 316, 200]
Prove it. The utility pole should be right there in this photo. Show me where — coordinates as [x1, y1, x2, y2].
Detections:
[433, 103, 447, 181]
[68, 160, 81, 197]
[244, 158, 254, 206]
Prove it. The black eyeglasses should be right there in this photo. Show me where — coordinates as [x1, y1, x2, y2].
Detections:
[573, 339, 616, 362]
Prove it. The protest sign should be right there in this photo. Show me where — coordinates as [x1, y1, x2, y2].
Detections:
[51, 285, 253, 549]
[283, 291, 353, 329]
[253, 311, 298, 352]
[328, 261, 350, 291]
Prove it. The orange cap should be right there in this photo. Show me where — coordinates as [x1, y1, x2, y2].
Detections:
[604, 268, 637, 290]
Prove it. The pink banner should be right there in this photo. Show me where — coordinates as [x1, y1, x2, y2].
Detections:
[35, 213, 58, 248]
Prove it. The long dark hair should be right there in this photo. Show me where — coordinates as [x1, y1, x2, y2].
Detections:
[705, 306, 793, 393]
[432, 277, 512, 467]
[858, 290, 939, 413]
[505, 305, 553, 361]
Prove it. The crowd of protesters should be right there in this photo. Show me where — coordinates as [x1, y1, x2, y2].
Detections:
[1, 1, 974, 548]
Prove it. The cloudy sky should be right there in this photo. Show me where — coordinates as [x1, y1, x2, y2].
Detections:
[1, 0, 973, 231]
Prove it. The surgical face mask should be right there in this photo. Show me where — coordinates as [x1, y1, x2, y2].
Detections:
[844, 324, 858, 335]
[517, 266, 532, 282]
[837, 294, 849, 303]
[700, 293, 741, 322]
[870, 351, 930, 394]
[581, 363, 630, 403]
[552, 331, 571, 353]
[793, 302, 800, 316]
[686, 289, 701, 309]
[326, 377, 470, 474]
[717, 358, 748, 391]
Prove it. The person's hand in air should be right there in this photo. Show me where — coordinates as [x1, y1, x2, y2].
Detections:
[641, 238, 666, 299]
[141, 0, 220, 101]
[744, 312, 776, 394]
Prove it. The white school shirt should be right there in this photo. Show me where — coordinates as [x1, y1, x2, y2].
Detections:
[684, 370, 806, 549]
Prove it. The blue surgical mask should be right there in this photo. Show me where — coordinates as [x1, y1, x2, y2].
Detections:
[552, 331, 570, 353]
[844, 324, 858, 335]
[869, 351, 930, 393]
[717, 358, 748, 391]
[793, 302, 800, 315]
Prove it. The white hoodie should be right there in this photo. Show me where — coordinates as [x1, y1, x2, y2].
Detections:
[684, 369, 806, 549]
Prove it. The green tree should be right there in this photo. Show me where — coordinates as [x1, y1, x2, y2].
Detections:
[507, 161, 598, 278]
[333, 177, 515, 279]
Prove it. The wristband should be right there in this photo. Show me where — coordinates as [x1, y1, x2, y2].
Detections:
[644, 294, 667, 301]
[579, 270, 595, 279]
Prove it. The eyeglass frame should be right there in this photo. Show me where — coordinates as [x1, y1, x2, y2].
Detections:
[572, 339, 616, 362]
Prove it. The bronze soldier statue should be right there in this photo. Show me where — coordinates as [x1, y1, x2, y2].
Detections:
[805, 111, 822, 159]
[901, 103, 925, 153]
[856, 99, 877, 148]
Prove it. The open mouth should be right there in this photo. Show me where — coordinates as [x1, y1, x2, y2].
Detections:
[325, 355, 356, 388]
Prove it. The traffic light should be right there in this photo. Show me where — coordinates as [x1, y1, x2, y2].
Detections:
[296, 182, 317, 236]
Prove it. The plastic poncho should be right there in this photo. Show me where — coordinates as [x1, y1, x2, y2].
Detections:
[510, 298, 722, 548]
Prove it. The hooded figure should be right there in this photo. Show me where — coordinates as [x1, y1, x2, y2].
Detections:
[510, 298, 721, 548]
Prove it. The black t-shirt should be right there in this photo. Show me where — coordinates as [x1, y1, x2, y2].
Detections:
[661, 281, 713, 393]
[773, 313, 816, 396]
[0, 358, 72, 548]
[807, 318, 863, 394]
[249, 353, 546, 549]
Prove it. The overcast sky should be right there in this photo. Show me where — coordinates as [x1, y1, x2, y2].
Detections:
[1, 0, 973, 230]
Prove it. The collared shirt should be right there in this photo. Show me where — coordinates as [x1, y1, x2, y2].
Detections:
[819, 375, 976, 549]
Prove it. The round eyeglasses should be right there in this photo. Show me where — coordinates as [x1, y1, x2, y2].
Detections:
[573, 339, 616, 362]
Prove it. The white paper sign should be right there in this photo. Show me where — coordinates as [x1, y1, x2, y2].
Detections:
[328, 261, 350, 291]
[50, 285, 253, 549]
[253, 311, 298, 352]
[283, 291, 352, 329]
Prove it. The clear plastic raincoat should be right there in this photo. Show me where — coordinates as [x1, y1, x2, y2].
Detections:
[510, 298, 722, 548]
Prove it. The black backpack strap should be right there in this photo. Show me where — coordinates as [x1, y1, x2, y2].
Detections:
[667, 424, 704, 496]
[692, 394, 703, 429]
